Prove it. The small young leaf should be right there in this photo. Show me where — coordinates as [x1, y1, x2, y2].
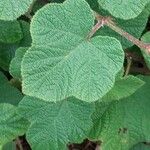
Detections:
[19, 96, 94, 150]
[22, 0, 124, 102]
[141, 31, 150, 69]
[0, 103, 29, 145]
[97, 0, 150, 19]
[0, 0, 34, 20]
[0, 72, 23, 105]
[10, 47, 28, 80]
[0, 20, 23, 44]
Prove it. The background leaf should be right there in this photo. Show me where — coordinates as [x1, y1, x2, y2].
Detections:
[131, 143, 150, 150]
[19, 21, 32, 47]
[19, 96, 94, 150]
[97, 0, 150, 19]
[0, 20, 23, 44]
[141, 32, 150, 69]
[0, 0, 33, 20]
[0, 72, 23, 105]
[102, 75, 145, 101]
[10, 47, 28, 80]
[95, 5, 149, 49]
[0, 43, 18, 71]
[90, 76, 150, 150]
[1, 141, 16, 150]
[0, 103, 29, 145]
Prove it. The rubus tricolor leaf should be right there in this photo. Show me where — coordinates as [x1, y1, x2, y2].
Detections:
[0, 0, 150, 149]
[21, 0, 124, 103]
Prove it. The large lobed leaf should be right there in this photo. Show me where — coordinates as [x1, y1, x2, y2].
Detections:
[22, 0, 124, 103]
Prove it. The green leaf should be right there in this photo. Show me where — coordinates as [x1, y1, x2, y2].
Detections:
[10, 47, 28, 80]
[131, 143, 150, 150]
[22, 0, 124, 102]
[141, 31, 150, 69]
[0, 43, 18, 71]
[0, 21, 31, 71]
[86, 0, 99, 11]
[32, 0, 46, 13]
[0, 20, 23, 44]
[95, 6, 149, 49]
[18, 96, 94, 150]
[97, 0, 150, 19]
[0, 103, 29, 145]
[0, 0, 33, 20]
[90, 76, 150, 150]
[102, 75, 145, 101]
[89, 101, 111, 139]
[1, 141, 16, 150]
[19, 21, 32, 47]
[50, 0, 65, 3]
[0, 72, 23, 105]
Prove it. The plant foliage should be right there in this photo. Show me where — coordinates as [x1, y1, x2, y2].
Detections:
[0, 0, 150, 150]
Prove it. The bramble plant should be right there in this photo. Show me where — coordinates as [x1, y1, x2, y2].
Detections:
[0, 0, 150, 150]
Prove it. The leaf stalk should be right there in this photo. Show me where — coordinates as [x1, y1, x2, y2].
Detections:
[93, 11, 150, 53]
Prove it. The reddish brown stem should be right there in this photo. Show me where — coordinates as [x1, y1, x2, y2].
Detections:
[94, 12, 150, 53]
[125, 56, 132, 76]
[107, 22, 150, 52]
[87, 20, 104, 39]
[25, 0, 36, 19]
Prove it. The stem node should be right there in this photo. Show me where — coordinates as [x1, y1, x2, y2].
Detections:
[93, 11, 150, 54]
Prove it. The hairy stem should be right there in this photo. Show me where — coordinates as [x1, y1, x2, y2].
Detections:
[125, 56, 132, 76]
[87, 20, 104, 39]
[93, 12, 150, 53]
[16, 137, 23, 150]
[25, 0, 37, 19]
